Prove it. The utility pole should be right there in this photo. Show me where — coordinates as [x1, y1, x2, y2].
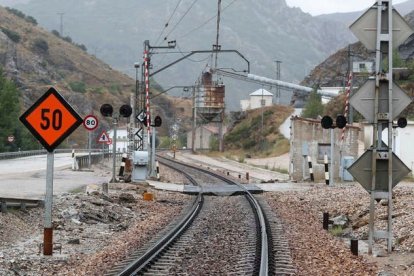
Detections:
[274, 60, 281, 104]
[57, 12, 64, 36]
[347, 46, 354, 124]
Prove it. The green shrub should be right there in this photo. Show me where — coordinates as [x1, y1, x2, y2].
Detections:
[62, 36, 72, 43]
[51, 30, 60, 37]
[32, 38, 49, 53]
[109, 83, 121, 93]
[1, 28, 21, 43]
[6, 7, 37, 25]
[69, 81, 86, 93]
[25, 16, 37, 25]
[209, 136, 219, 151]
[76, 44, 87, 52]
[5, 7, 25, 19]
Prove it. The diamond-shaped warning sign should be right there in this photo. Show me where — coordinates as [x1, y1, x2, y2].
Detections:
[19, 87, 83, 152]
[347, 149, 411, 193]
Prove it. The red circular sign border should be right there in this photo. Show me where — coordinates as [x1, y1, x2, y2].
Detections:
[83, 115, 99, 131]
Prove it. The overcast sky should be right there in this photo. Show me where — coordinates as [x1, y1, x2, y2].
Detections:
[286, 0, 408, 16]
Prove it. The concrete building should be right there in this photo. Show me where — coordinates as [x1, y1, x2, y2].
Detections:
[108, 127, 129, 153]
[289, 116, 360, 182]
[363, 121, 414, 173]
[187, 124, 226, 150]
[240, 88, 273, 111]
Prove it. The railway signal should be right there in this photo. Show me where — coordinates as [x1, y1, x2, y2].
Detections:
[99, 103, 132, 183]
[348, 0, 413, 254]
[320, 115, 347, 129]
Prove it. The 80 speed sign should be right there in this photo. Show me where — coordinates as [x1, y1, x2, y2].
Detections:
[83, 115, 98, 131]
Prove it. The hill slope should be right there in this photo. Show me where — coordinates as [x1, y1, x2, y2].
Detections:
[0, 6, 189, 148]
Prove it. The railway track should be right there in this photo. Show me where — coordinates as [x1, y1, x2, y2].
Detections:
[106, 155, 295, 275]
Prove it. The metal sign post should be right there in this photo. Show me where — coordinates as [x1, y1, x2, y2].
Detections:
[19, 87, 83, 255]
[111, 118, 118, 183]
[349, 0, 413, 254]
[44, 151, 54, 255]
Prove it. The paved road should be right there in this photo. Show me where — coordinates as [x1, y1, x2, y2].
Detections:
[0, 153, 109, 199]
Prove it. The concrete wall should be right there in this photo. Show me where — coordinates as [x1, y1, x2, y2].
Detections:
[186, 127, 215, 150]
[289, 116, 360, 182]
[363, 121, 414, 173]
[108, 128, 129, 153]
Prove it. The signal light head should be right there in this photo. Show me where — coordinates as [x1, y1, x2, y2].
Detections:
[336, 115, 347, 129]
[154, 116, 162, 127]
[321, 116, 333, 129]
[397, 117, 407, 128]
[100, 104, 113, 117]
[119, 105, 132, 117]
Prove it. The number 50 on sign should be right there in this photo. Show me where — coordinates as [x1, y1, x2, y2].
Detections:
[19, 87, 83, 152]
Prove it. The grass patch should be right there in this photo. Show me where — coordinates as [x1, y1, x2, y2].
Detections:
[329, 225, 344, 237]
[70, 186, 85, 194]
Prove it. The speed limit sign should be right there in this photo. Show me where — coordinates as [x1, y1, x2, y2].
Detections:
[83, 115, 98, 131]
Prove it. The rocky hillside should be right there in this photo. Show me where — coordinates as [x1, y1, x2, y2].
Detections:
[0, 6, 190, 147]
[296, 9, 414, 113]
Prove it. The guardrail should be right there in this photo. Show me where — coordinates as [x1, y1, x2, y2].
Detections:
[0, 149, 104, 160]
[75, 152, 123, 170]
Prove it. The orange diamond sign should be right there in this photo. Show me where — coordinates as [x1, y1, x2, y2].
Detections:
[20, 87, 83, 152]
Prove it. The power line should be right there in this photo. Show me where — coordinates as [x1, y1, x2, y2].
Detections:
[178, 0, 238, 39]
[164, 0, 201, 41]
[154, 0, 183, 45]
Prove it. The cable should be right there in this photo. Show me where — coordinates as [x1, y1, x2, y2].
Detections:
[154, 0, 183, 45]
[164, 0, 202, 41]
[176, 43, 210, 62]
[178, 0, 238, 39]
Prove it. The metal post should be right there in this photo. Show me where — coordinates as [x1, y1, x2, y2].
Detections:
[275, 60, 281, 105]
[111, 118, 118, 183]
[369, 0, 383, 255]
[387, 0, 394, 253]
[88, 131, 92, 169]
[43, 151, 54, 255]
[323, 212, 329, 230]
[351, 239, 359, 256]
[151, 128, 156, 177]
[192, 86, 197, 153]
[330, 128, 334, 186]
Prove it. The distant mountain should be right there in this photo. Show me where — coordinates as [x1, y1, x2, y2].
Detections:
[316, 0, 414, 26]
[298, 8, 414, 109]
[4, 0, 357, 110]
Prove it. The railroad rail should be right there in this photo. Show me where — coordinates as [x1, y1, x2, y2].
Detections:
[108, 155, 273, 275]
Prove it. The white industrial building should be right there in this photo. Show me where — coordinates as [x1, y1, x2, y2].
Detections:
[240, 88, 273, 111]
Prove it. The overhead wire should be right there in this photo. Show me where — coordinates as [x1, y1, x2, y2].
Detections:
[154, 0, 183, 45]
[177, 0, 238, 39]
[163, 0, 202, 41]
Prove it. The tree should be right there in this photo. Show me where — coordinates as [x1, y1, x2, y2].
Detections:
[301, 90, 324, 119]
[0, 68, 37, 152]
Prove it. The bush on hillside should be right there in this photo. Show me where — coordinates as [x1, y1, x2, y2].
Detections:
[1, 28, 21, 43]
[51, 30, 60, 37]
[69, 81, 86, 93]
[32, 38, 49, 53]
[6, 7, 38, 25]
